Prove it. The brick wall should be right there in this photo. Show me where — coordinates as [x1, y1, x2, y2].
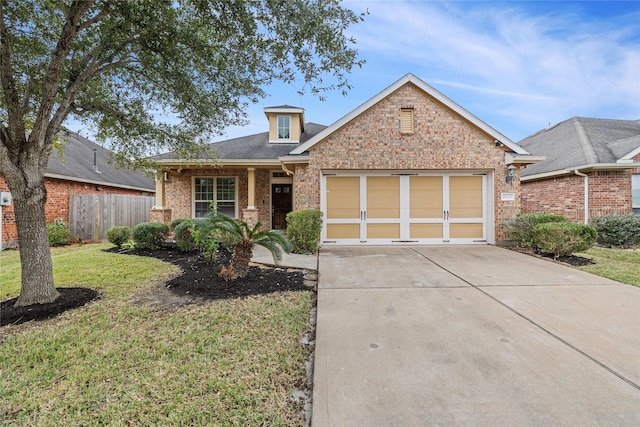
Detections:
[1, 174, 152, 246]
[294, 82, 520, 242]
[521, 165, 640, 222]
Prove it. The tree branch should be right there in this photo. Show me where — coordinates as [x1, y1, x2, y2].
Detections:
[0, 2, 26, 141]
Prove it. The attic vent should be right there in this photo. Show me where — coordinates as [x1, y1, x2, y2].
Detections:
[401, 108, 414, 134]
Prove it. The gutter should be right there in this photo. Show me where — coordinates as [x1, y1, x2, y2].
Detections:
[574, 170, 589, 224]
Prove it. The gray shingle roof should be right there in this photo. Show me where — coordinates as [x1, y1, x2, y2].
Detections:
[157, 122, 327, 160]
[519, 117, 640, 176]
[47, 130, 155, 191]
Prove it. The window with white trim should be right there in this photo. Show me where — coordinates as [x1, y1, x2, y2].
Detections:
[194, 177, 236, 218]
[278, 115, 291, 139]
[633, 174, 640, 214]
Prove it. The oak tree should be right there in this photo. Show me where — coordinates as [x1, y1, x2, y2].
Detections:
[0, 0, 363, 306]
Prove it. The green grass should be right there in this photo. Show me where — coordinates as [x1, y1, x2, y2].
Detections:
[573, 246, 640, 286]
[0, 244, 314, 426]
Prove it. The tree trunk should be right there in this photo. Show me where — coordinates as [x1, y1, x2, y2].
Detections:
[12, 180, 59, 307]
[231, 239, 253, 278]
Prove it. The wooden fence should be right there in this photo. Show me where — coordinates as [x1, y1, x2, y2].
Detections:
[69, 194, 155, 241]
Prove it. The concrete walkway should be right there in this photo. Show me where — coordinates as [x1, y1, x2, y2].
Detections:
[312, 246, 640, 426]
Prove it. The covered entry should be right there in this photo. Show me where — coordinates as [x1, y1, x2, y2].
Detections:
[322, 172, 489, 244]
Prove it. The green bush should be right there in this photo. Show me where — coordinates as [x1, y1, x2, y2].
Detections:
[174, 219, 214, 252]
[170, 218, 189, 232]
[47, 220, 71, 246]
[532, 222, 597, 258]
[591, 214, 640, 248]
[106, 226, 132, 249]
[286, 210, 323, 254]
[132, 222, 169, 250]
[505, 213, 568, 248]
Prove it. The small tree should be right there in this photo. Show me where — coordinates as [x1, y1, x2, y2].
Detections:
[209, 214, 292, 279]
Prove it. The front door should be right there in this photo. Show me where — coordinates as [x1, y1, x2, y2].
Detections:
[272, 184, 292, 230]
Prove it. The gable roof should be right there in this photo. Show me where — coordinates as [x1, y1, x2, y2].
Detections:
[157, 122, 327, 164]
[519, 117, 640, 178]
[291, 73, 530, 155]
[47, 130, 155, 191]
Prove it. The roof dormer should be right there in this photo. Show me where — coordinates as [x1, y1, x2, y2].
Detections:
[264, 105, 305, 143]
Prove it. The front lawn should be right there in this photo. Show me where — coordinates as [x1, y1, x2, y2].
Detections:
[0, 244, 314, 426]
[573, 246, 640, 286]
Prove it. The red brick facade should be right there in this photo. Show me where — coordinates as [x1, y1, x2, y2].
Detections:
[1, 174, 153, 247]
[521, 159, 640, 222]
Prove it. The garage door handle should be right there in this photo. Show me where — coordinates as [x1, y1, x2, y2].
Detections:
[443, 210, 449, 220]
[361, 211, 367, 220]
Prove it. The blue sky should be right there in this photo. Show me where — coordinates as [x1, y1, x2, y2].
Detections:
[68, 0, 640, 144]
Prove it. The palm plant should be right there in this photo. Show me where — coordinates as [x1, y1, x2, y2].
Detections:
[209, 214, 292, 279]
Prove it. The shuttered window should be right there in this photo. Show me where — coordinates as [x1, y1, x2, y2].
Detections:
[401, 108, 414, 134]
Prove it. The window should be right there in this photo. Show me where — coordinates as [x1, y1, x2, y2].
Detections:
[633, 174, 640, 214]
[401, 108, 414, 134]
[278, 116, 290, 139]
[194, 177, 236, 218]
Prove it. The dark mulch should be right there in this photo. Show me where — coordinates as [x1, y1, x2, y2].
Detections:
[1, 288, 100, 327]
[507, 246, 595, 266]
[1, 245, 309, 328]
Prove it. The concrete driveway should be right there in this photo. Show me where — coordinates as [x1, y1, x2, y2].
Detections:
[311, 245, 640, 426]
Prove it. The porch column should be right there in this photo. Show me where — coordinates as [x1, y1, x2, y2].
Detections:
[247, 168, 256, 209]
[242, 168, 259, 227]
[150, 171, 172, 224]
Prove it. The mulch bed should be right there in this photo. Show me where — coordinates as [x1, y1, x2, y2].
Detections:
[1, 245, 311, 328]
[507, 246, 595, 266]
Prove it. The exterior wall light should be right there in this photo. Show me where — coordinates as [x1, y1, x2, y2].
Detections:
[506, 165, 517, 184]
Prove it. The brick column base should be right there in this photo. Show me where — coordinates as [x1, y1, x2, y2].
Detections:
[150, 207, 172, 225]
[242, 208, 259, 228]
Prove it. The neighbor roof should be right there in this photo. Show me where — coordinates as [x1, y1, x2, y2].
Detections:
[156, 122, 327, 163]
[47, 130, 155, 191]
[291, 73, 530, 156]
[519, 117, 640, 178]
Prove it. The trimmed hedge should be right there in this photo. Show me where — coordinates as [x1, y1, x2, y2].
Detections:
[286, 210, 323, 254]
[591, 214, 640, 248]
[174, 219, 215, 252]
[505, 213, 568, 248]
[532, 222, 597, 258]
[170, 218, 189, 232]
[47, 221, 70, 246]
[132, 222, 169, 250]
[106, 226, 132, 249]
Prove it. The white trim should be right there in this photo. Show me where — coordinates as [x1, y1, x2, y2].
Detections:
[44, 172, 154, 193]
[505, 153, 546, 165]
[291, 73, 530, 156]
[621, 145, 640, 161]
[158, 159, 281, 166]
[521, 162, 640, 182]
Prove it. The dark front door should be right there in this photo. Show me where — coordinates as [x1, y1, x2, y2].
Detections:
[272, 184, 292, 230]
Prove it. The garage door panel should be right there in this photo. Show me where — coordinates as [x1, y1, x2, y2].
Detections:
[367, 223, 401, 239]
[410, 223, 443, 239]
[449, 223, 484, 239]
[449, 176, 483, 219]
[326, 176, 360, 219]
[327, 223, 361, 239]
[410, 176, 443, 219]
[367, 176, 400, 219]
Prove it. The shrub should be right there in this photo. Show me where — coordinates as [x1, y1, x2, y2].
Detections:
[174, 219, 215, 253]
[132, 222, 169, 250]
[47, 220, 70, 246]
[505, 213, 567, 248]
[170, 218, 189, 232]
[532, 222, 597, 258]
[106, 226, 132, 249]
[286, 210, 323, 254]
[591, 214, 640, 248]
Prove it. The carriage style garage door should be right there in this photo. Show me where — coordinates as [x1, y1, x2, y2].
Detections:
[322, 172, 488, 245]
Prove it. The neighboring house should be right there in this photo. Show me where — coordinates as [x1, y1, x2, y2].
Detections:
[1, 130, 155, 248]
[519, 117, 640, 222]
[152, 74, 542, 245]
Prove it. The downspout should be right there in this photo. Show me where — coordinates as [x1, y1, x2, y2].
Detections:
[574, 170, 589, 224]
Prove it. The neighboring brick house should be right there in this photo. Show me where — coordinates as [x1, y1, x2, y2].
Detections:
[152, 74, 542, 245]
[1, 130, 155, 248]
[519, 117, 640, 223]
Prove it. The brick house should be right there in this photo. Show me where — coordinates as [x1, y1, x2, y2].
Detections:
[152, 74, 542, 245]
[519, 117, 640, 223]
[1, 130, 154, 248]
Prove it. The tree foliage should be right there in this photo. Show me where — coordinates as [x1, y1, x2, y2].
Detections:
[0, 0, 364, 305]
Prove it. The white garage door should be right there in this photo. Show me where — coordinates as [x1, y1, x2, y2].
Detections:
[322, 172, 488, 245]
